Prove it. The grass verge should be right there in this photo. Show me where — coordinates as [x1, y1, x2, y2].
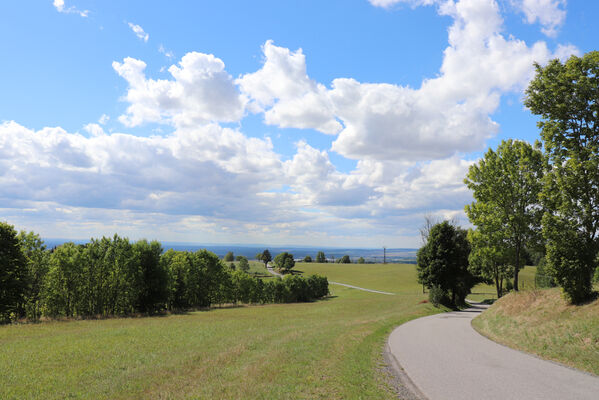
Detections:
[472, 288, 599, 376]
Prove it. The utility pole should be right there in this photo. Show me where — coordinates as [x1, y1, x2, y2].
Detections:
[383, 246, 387, 264]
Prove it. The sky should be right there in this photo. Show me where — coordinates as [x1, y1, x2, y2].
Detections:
[0, 0, 597, 248]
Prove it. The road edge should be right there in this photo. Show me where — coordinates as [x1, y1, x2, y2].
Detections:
[383, 341, 428, 400]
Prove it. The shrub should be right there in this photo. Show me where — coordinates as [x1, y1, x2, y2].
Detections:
[428, 285, 449, 308]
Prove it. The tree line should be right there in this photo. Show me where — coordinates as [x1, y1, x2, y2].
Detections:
[419, 51, 599, 306]
[0, 227, 329, 324]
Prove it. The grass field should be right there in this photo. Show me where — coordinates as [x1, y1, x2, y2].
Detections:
[0, 263, 440, 399]
[472, 287, 599, 376]
[467, 266, 537, 302]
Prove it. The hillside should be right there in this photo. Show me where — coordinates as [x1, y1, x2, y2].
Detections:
[472, 288, 599, 376]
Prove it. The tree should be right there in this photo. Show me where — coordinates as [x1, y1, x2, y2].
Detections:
[467, 229, 513, 298]
[238, 256, 250, 273]
[340, 255, 351, 264]
[0, 222, 27, 323]
[303, 255, 312, 263]
[17, 231, 49, 320]
[274, 252, 295, 273]
[315, 251, 326, 263]
[223, 251, 234, 262]
[357, 256, 365, 264]
[464, 139, 544, 291]
[525, 52, 599, 302]
[259, 249, 272, 269]
[416, 221, 475, 307]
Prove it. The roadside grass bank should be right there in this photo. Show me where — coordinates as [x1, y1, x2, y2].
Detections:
[467, 266, 537, 302]
[0, 263, 438, 399]
[472, 288, 599, 376]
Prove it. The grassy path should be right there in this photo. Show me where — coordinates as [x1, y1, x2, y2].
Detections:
[0, 263, 438, 399]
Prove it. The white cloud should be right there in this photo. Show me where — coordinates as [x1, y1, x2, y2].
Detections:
[113, 52, 247, 127]
[512, 0, 567, 37]
[52, 0, 89, 17]
[159, 44, 174, 58]
[239, 0, 573, 163]
[237, 41, 342, 135]
[0, 121, 283, 220]
[128, 22, 149, 42]
[98, 114, 109, 125]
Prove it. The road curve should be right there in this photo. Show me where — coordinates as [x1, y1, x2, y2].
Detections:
[387, 302, 599, 400]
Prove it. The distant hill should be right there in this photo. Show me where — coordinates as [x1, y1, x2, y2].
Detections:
[43, 238, 417, 263]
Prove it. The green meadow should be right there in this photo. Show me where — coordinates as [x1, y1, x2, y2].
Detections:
[0, 263, 440, 399]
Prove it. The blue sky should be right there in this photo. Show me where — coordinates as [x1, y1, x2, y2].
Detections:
[0, 0, 597, 247]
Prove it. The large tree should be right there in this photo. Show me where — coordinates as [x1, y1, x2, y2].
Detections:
[416, 221, 475, 307]
[464, 139, 544, 291]
[525, 52, 599, 302]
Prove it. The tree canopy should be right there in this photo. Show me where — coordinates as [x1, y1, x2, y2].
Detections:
[464, 139, 544, 291]
[274, 252, 295, 273]
[525, 51, 599, 302]
[416, 221, 475, 307]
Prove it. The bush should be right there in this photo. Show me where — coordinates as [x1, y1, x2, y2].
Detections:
[223, 251, 234, 262]
[340, 255, 351, 264]
[428, 285, 449, 308]
[274, 252, 295, 273]
[303, 255, 312, 263]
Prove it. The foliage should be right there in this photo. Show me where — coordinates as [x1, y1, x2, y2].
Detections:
[428, 285, 449, 307]
[357, 257, 365, 264]
[259, 249, 272, 268]
[303, 255, 312, 262]
[535, 257, 556, 288]
[464, 139, 544, 291]
[0, 222, 27, 323]
[467, 229, 513, 298]
[416, 221, 475, 306]
[339, 255, 351, 264]
[315, 251, 327, 263]
[223, 251, 234, 262]
[0, 229, 329, 324]
[17, 230, 49, 320]
[274, 252, 295, 273]
[525, 52, 599, 303]
[237, 256, 250, 272]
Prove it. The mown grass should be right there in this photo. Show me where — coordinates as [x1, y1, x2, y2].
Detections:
[472, 288, 599, 376]
[0, 263, 439, 399]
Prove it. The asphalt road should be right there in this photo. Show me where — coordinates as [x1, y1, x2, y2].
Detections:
[387, 302, 599, 400]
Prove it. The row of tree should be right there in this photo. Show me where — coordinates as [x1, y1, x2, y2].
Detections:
[302, 252, 366, 264]
[419, 52, 599, 306]
[0, 225, 329, 323]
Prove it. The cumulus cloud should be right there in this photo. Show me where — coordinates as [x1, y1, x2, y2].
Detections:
[240, 0, 572, 163]
[113, 52, 247, 127]
[128, 22, 149, 42]
[512, 0, 567, 37]
[52, 0, 89, 17]
[237, 41, 342, 135]
[0, 121, 282, 220]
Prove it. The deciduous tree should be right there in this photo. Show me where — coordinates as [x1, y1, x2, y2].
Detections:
[525, 52, 599, 302]
[464, 139, 544, 291]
